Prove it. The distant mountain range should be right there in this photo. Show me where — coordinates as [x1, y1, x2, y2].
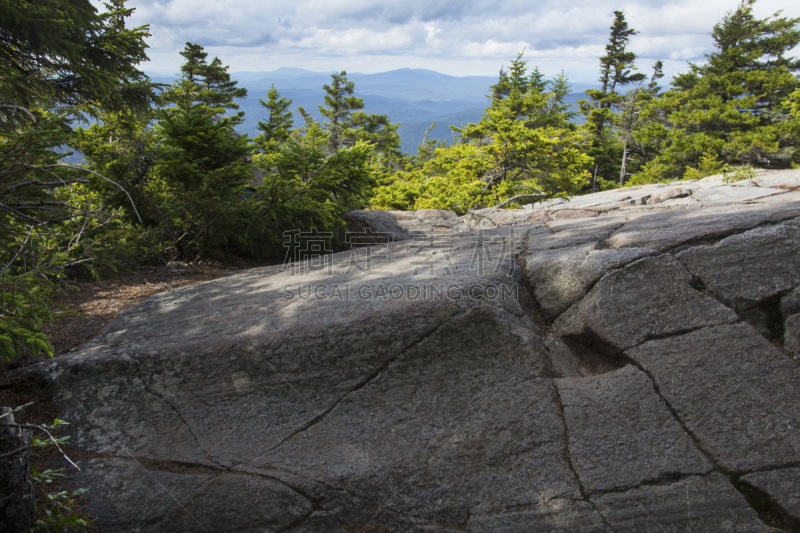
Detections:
[148, 68, 595, 154]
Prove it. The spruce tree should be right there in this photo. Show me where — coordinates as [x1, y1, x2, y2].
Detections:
[408, 51, 591, 209]
[163, 42, 248, 124]
[507, 51, 531, 94]
[535, 70, 577, 130]
[349, 112, 404, 162]
[155, 43, 252, 259]
[790, 90, 800, 136]
[490, 68, 511, 103]
[474, 52, 577, 134]
[0, 0, 151, 116]
[485, 53, 539, 123]
[529, 67, 548, 94]
[580, 11, 645, 183]
[294, 107, 330, 150]
[635, 0, 800, 180]
[648, 61, 665, 92]
[316, 71, 404, 173]
[614, 61, 665, 184]
[256, 85, 294, 151]
[319, 71, 365, 151]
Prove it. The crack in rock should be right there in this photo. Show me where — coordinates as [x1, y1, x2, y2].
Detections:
[258, 312, 461, 457]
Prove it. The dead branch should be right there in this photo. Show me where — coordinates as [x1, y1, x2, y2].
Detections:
[0, 446, 28, 459]
[45, 165, 143, 223]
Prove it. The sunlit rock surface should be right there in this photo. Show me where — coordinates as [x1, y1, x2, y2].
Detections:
[16, 169, 800, 532]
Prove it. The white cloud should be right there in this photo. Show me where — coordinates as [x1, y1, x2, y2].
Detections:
[118, 0, 800, 81]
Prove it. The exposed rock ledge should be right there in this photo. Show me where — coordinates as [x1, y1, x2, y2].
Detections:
[14, 169, 800, 532]
[347, 169, 800, 240]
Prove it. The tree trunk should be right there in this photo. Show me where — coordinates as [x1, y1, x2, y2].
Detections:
[0, 407, 36, 532]
[619, 143, 628, 185]
[592, 165, 598, 191]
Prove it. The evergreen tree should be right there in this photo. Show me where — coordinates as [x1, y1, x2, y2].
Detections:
[154, 107, 252, 257]
[490, 67, 511, 104]
[529, 67, 548, 94]
[789, 90, 800, 137]
[480, 54, 576, 134]
[0, 0, 152, 116]
[246, 74, 380, 256]
[249, 141, 375, 255]
[648, 60, 665, 92]
[162, 42, 248, 124]
[455, 51, 589, 201]
[371, 122, 591, 214]
[507, 51, 531, 94]
[316, 71, 405, 175]
[614, 61, 665, 184]
[634, 0, 800, 181]
[294, 107, 331, 151]
[485, 52, 538, 123]
[535, 70, 577, 130]
[0, 0, 153, 362]
[154, 43, 252, 259]
[319, 71, 365, 151]
[72, 109, 161, 225]
[602, 12, 647, 95]
[378, 51, 590, 213]
[256, 85, 294, 151]
[348, 113, 402, 156]
[580, 11, 646, 183]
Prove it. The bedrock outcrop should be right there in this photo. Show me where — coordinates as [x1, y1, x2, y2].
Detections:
[14, 169, 800, 532]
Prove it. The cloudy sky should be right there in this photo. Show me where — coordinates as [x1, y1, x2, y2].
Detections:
[123, 0, 800, 83]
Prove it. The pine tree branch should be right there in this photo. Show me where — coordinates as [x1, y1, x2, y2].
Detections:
[0, 105, 36, 122]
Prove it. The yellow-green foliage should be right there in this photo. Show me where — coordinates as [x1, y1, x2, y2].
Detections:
[476, 113, 592, 196]
[723, 165, 757, 183]
[370, 125, 591, 215]
[683, 152, 726, 180]
[371, 144, 494, 214]
[371, 69, 591, 215]
[791, 89, 800, 116]
[789, 89, 800, 140]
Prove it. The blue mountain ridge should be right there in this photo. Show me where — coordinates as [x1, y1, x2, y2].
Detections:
[148, 68, 592, 153]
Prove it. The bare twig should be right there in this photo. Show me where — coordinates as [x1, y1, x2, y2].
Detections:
[11, 402, 34, 413]
[0, 446, 28, 459]
[2, 230, 32, 272]
[45, 165, 143, 223]
[5, 424, 80, 470]
[63, 258, 93, 267]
